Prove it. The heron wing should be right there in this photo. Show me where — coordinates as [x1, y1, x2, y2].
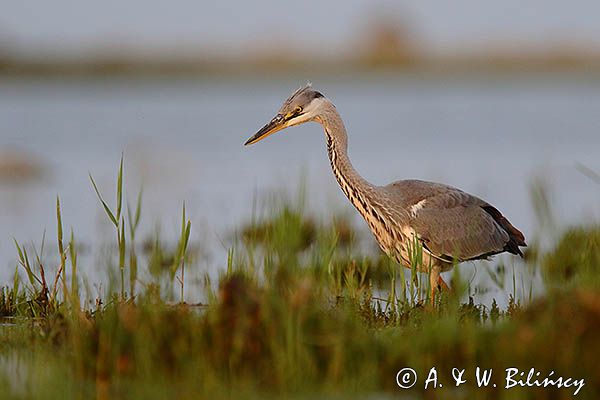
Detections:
[385, 180, 525, 261]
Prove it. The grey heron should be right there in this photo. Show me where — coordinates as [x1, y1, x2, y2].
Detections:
[244, 84, 526, 303]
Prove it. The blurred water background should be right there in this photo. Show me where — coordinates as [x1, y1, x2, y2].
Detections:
[0, 1, 599, 300]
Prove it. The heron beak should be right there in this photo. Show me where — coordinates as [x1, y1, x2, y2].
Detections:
[244, 114, 287, 145]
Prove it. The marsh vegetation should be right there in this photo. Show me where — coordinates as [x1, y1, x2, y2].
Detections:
[0, 159, 598, 399]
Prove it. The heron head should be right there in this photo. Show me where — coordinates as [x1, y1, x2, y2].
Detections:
[244, 84, 326, 145]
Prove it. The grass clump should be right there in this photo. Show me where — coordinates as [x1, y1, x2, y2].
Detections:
[542, 226, 600, 288]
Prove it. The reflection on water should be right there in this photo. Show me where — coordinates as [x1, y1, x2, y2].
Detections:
[0, 76, 599, 295]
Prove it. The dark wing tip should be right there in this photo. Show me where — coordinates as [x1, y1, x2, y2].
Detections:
[504, 240, 524, 257]
[481, 205, 527, 256]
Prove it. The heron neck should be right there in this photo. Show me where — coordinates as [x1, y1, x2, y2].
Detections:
[316, 104, 378, 206]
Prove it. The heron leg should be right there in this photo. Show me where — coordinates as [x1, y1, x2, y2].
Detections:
[429, 265, 442, 306]
[437, 275, 450, 292]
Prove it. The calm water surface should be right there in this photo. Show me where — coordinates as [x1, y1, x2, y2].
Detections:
[1, 76, 599, 299]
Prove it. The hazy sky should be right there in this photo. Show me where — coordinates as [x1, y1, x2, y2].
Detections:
[2, 0, 600, 57]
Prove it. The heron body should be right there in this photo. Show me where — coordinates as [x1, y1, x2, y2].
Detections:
[245, 85, 526, 301]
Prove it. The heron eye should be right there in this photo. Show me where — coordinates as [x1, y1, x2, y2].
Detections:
[294, 106, 303, 114]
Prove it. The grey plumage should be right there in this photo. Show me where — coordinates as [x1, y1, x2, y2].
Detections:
[383, 180, 525, 261]
[245, 84, 526, 302]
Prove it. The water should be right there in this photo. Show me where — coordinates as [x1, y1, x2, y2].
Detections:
[1, 75, 599, 296]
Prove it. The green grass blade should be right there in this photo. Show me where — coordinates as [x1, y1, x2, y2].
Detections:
[89, 173, 118, 227]
[13, 239, 39, 287]
[23, 248, 37, 287]
[184, 221, 191, 249]
[69, 229, 78, 298]
[134, 187, 142, 230]
[126, 188, 143, 240]
[119, 218, 126, 270]
[116, 155, 123, 222]
[40, 229, 46, 258]
[13, 239, 24, 264]
[12, 265, 20, 309]
[56, 196, 64, 255]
